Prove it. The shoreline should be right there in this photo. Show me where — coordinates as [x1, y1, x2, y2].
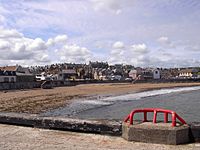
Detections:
[92, 83, 200, 99]
[0, 82, 200, 114]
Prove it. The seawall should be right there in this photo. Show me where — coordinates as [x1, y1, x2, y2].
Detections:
[0, 112, 121, 136]
[1, 78, 200, 91]
[0, 112, 199, 142]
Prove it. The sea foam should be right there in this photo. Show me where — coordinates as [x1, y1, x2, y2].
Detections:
[101, 86, 200, 102]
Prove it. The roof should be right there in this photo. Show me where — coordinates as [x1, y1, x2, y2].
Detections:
[0, 66, 18, 71]
[0, 70, 16, 76]
[16, 72, 34, 76]
[61, 69, 76, 74]
[179, 69, 198, 73]
[129, 70, 137, 74]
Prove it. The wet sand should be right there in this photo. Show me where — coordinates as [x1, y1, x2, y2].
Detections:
[0, 82, 200, 114]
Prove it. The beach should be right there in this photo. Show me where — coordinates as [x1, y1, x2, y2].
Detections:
[1, 82, 200, 114]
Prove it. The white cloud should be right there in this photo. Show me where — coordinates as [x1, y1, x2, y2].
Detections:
[13, 43, 26, 53]
[128, 44, 150, 66]
[91, 0, 121, 14]
[109, 48, 125, 64]
[110, 48, 124, 55]
[0, 28, 50, 65]
[46, 35, 68, 47]
[184, 45, 200, 52]
[0, 28, 95, 66]
[157, 36, 175, 48]
[157, 36, 169, 44]
[0, 1, 200, 67]
[112, 41, 124, 49]
[91, 0, 134, 14]
[54, 35, 68, 43]
[130, 43, 148, 54]
[109, 41, 192, 67]
[108, 41, 126, 64]
[0, 6, 8, 27]
[0, 28, 23, 38]
[0, 40, 10, 50]
[56, 44, 93, 63]
[0, 15, 5, 24]
[109, 41, 150, 65]
[27, 38, 47, 51]
[46, 38, 54, 47]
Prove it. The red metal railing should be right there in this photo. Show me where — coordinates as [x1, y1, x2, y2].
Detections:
[124, 108, 187, 127]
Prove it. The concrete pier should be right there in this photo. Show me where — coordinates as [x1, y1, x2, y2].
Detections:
[189, 122, 200, 142]
[122, 122, 190, 145]
[0, 112, 200, 143]
[0, 112, 121, 136]
[0, 124, 199, 150]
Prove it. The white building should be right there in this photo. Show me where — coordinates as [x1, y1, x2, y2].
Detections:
[179, 69, 198, 78]
[35, 73, 46, 81]
[129, 69, 137, 79]
[58, 69, 77, 81]
[153, 69, 160, 79]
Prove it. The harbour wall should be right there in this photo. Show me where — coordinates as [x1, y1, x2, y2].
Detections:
[0, 112, 199, 142]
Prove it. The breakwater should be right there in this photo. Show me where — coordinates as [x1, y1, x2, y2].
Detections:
[0, 112, 121, 136]
[0, 112, 199, 142]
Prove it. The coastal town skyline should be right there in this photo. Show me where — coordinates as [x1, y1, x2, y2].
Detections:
[1, 61, 200, 69]
[0, 0, 200, 68]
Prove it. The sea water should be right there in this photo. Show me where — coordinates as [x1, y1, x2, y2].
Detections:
[42, 86, 200, 123]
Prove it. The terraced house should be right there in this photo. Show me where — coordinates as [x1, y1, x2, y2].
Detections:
[0, 70, 16, 83]
[179, 69, 198, 78]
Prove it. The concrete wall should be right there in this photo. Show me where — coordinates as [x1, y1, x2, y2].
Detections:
[0, 112, 122, 136]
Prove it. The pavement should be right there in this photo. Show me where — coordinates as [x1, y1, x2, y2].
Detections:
[0, 124, 200, 150]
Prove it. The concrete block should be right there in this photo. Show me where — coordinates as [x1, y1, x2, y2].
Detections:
[122, 122, 189, 145]
[35, 117, 122, 136]
[0, 112, 122, 136]
[0, 112, 38, 127]
[189, 122, 200, 142]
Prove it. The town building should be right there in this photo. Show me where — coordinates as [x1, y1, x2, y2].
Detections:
[0, 70, 16, 83]
[58, 69, 77, 81]
[179, 69, 198, 78]
[0, 65, 34, 82]
[129, 69, 137, 79]
[153, 69, 160, 79]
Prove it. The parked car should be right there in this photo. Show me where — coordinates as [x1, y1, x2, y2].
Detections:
[125, 77, 132, 81]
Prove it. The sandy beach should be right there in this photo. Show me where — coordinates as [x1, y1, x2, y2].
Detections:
[1, 82, 200, 114]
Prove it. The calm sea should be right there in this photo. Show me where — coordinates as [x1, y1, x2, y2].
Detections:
[42, 86, 200, 123]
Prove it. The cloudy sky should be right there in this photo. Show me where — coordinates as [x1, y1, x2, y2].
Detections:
[0, 0, 200, 67]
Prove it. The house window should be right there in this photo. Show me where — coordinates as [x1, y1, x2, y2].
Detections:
[11, 77, 15, 82]
[155, 71, 158, 74]
[4, 77, 9, 82]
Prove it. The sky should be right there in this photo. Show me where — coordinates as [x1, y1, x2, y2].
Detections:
[0, 0, 200, 68]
